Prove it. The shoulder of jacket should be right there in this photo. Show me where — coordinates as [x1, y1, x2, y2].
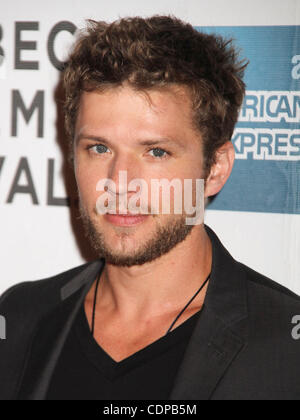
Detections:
[0, 262, 93, 317]
[239, 261, 300, 310]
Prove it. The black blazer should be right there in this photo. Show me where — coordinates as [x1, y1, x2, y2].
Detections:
[1, 225, 300, 400]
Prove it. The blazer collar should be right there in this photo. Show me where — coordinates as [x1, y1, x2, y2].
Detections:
[169, 224, 248, 400]
[17, 261, 103, 400]
[18, 224, 248, 400]
[60, 260, 104, 302]
[203, 224, 248, 326]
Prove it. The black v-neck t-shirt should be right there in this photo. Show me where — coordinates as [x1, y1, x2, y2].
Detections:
[46, 301, 201, 400]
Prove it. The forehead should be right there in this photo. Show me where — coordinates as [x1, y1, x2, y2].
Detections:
[75, 84, 199, 142]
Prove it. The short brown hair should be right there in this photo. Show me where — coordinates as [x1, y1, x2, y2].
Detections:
[63, 15, 248, 176]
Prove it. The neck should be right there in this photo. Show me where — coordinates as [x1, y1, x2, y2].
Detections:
[90, 224, 212, 323]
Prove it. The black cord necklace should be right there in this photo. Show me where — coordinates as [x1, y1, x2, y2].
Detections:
[91, 271, 211, 337]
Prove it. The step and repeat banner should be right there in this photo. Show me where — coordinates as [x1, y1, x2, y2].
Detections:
[0, 0, 299, 294]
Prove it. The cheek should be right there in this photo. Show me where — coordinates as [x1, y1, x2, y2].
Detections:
[75, 163, 103, 207]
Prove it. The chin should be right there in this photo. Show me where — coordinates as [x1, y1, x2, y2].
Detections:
[105, 229, 147, 252]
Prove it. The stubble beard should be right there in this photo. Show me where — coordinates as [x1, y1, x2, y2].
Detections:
[79, 205, 195, 267]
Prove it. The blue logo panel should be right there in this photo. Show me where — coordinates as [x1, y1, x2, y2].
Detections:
[197, 26, 300, 214]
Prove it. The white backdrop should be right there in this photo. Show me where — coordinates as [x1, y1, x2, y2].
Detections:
[0, 0, 299, 295]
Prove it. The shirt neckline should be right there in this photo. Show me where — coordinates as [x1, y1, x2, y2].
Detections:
[75, 303, 202, 380]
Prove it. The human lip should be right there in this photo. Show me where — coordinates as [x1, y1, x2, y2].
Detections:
[103, 213, 150, 227]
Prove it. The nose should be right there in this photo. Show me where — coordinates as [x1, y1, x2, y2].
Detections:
[107, 153, 140, 196]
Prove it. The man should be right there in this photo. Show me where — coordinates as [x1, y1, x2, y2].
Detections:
[1, 15, 300, 401]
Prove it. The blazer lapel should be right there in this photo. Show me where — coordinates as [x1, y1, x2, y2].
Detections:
[169, 225, 248, 400]
[169, 306, 245, 400]
[17, 260, 104, 400]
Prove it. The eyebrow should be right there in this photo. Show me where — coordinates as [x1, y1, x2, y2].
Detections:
[76, 134, 185, 149]
[76, 134, 108, 144]
[139, 139, 180, 147]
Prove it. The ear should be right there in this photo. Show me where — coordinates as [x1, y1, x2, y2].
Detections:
[204, 141, 235, 198]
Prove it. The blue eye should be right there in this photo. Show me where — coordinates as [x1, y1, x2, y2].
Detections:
[91, 144, 109, 154]
[149, 148, 168, 158]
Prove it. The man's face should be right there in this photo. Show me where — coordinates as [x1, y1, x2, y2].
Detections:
[74, 84, 205, 266]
